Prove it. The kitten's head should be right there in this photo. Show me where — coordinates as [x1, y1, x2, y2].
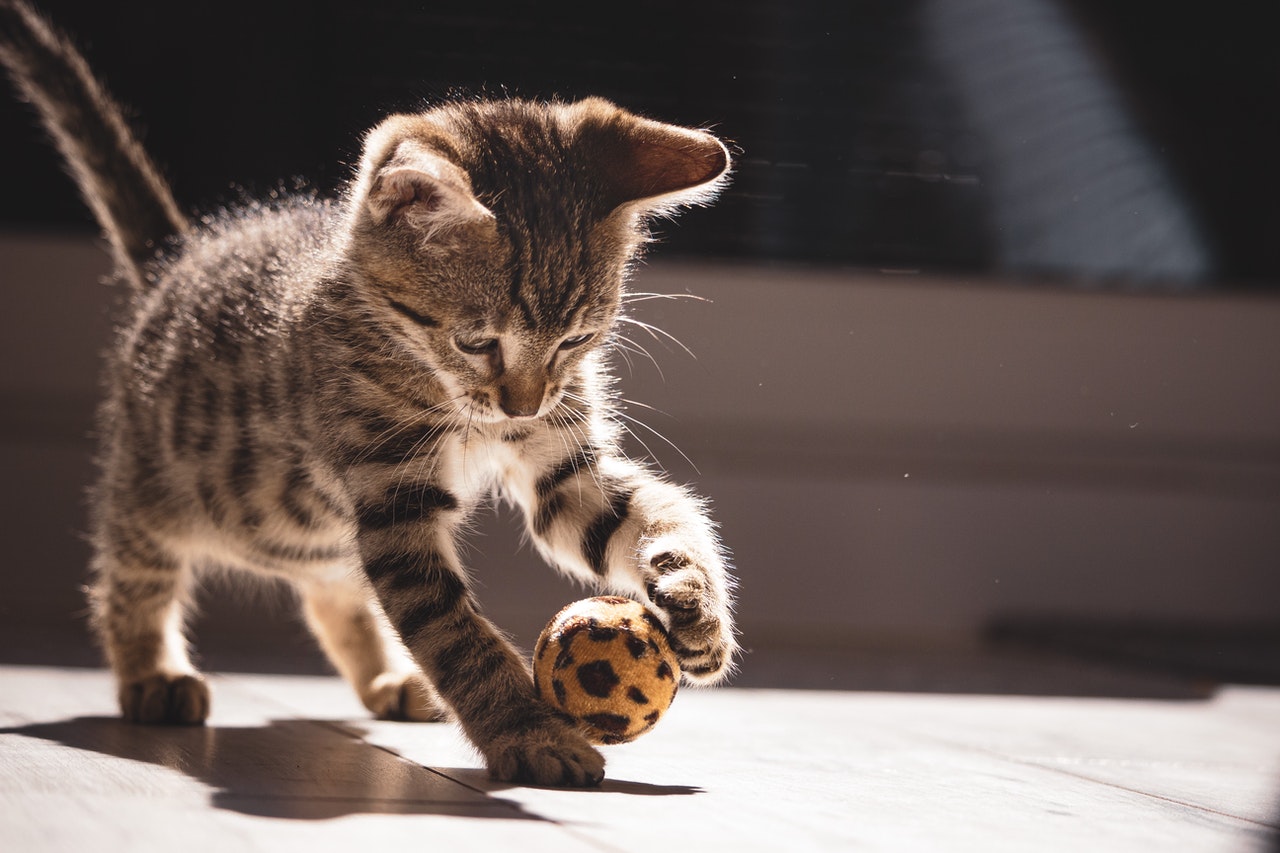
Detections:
[340, 97, 729, 423]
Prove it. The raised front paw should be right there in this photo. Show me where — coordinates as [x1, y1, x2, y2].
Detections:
[483, 713, 605, 788]
[646, 552, 737, 683]
[119, 673, 210, 725]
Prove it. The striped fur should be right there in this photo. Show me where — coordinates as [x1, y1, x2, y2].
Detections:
[2, 0, 737, 787]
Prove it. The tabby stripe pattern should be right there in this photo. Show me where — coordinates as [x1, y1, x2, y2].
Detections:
[582, 488, 634, 575]
[354, 504, 563, 749]
[356, 483, 459, 530]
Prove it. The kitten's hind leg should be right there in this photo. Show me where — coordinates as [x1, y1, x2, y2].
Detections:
[89, 527, 209, 725]
[299, 578, 448, 722]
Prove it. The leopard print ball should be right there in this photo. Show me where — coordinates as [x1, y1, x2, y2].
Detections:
[533, 596, 680, 745]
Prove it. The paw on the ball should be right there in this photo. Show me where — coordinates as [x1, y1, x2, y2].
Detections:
[483, 722, 605, 788]
[119, 673, 210, 725]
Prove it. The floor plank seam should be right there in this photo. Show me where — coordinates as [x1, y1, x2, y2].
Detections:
[908, 729, 1279, 831]
[1019, 760, 1280, 832]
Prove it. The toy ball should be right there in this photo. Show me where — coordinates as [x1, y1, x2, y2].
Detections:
[533, 596, 679, 744]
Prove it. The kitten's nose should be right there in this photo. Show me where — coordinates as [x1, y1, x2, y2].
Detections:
[499, 381, 544, 419]
[499, 399, 540, 419]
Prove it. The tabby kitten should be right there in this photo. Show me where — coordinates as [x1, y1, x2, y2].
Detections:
[0, 0, 737, 786]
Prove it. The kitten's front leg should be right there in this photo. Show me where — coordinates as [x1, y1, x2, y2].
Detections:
[351, 476, 604, 787]
[523, 450, 738, 682]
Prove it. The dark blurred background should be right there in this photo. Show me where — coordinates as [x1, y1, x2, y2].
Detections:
[1, 0, 1277, 288]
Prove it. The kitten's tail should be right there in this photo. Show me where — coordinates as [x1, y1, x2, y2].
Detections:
[0, 0, 188, 283]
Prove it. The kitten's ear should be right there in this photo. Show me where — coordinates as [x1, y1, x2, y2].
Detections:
[572, 99, 731, 213]
[363, 139, 494, 236]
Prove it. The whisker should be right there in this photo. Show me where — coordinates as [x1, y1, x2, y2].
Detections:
[615, 316, 697, 360]
[461, 400, 476, 480]
[562, 383, 662, 469]
[619, 396, 670, 418]
[621, 291, 710, 305]
[349, 393, 465, 469]
[554, 394, 609, 496]
[389, 410, 456, 498]
[610, 404, 700, 475]
[609, 333, 665, 382]
[610, 338, 637, 375]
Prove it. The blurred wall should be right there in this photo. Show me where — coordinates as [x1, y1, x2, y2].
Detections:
[5, 0, 1280, 286]
[2, 233, 1278, 668]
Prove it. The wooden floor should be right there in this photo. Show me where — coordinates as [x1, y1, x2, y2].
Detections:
[1, 664, 1278, 851]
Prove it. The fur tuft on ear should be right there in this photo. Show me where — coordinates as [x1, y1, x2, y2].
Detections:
[353, 119, 494, 239]
[567, 98, 731, 215]
[368, 161, 493, 232]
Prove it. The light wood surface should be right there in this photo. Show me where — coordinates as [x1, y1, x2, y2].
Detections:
[2, 665, 1277, 851]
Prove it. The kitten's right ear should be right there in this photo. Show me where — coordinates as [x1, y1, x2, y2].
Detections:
[567, 98, 732, 215]
[357, 125, 494, 238]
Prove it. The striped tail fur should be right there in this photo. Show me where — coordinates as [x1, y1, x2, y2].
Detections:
[0, 0, 187, 284]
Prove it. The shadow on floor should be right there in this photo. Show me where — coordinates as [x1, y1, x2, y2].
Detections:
[0, 716, 539, 820]
[423, 762, 703, 798]
[1, 715, 704, 818]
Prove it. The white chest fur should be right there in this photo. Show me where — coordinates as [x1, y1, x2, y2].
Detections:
[447, 426, 571, 516]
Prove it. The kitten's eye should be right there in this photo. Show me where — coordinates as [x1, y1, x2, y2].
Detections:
[455, 337, 499, 356]
[558, 333, 595, 351]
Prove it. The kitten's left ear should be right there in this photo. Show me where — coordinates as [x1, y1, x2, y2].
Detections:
[570, 99, 731, 214]
[356, 121, 495, 237]
[367, 148, 495, 235]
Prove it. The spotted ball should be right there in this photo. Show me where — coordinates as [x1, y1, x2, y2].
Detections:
[533, 596, 680, 745]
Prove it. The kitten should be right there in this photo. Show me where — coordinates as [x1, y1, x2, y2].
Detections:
[0, 0, 737, 786]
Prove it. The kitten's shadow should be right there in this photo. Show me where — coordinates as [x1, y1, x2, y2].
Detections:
[2, 716, 697, 821]
[439, 764, 703, 797]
